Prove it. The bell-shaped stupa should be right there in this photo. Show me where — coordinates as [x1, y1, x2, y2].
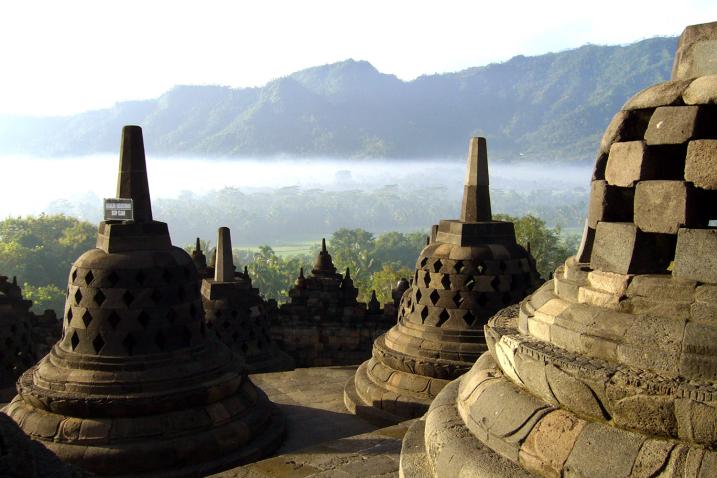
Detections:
[3, 126, 284, 476]
[201, 227, 294, 373]
[399, 21, 717, 478]
[344, 137, 541, 423]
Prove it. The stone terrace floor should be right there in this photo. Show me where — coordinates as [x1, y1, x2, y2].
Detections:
[214, 365, 410, 477]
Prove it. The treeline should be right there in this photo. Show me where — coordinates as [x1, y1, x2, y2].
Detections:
[0, 214, 577, 316]
[48, 185, 588, 247]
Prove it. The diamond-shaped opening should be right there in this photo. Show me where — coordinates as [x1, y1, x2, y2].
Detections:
[71, 269, 78, 282]
[67, 308, 73, 322]
[415, 289, 422, 303]
[419, 257, 428, 268]
[436, 309, 450, 327]
[82, 310, 93, 328]
[137, 311, 150, 328]
[94, 289, 106, 306]
[454, 260, 464, 274]
[92, 334, 104, 354]
[162, 269, 173, 284]
[477, 293, 488, 307]
[107, 271, 120, 287]
[177, 286, 186, 301]
[167, 308, 177, 324]
[232, 331, 239, 343]
[70, 331, 80, 350]
[135, 270, 146, 285]
[122, 290, 135, 306]
[433, 259, 443, 273]
[84, 270, 94, 285]
[420, 306, 429, 322]
[155, 331, 166, 350]
[455, 293, 464, 307]
[440, 275, 451, 289]
[491, 276, 500, 291]
[422, 273, 431, 287]
[123, 333, 136, 355]
[465, 277, 475, 290]
[150, 288, 162, 303]
[108, 311, 121, 329]
[429, 289, 440, 305]
[74, 289, 83, 305]
[463, 310, 475, 326]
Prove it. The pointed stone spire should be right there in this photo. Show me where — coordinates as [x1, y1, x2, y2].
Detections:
[299, 267, 305, 279]
[426, 236, 430, 246]
[195, 237, 202, 253]
[12, 276, 17, 286]
[368, 290, 381, 314]
[244, 265, 250, 278]
[312, 237, 337, 276]
[214, 227, 235, 283]
[345, 267, 351, 280]
[460, 137, 492, 223]
[295, 267, 306, 288]
[116, 125, 153, 223]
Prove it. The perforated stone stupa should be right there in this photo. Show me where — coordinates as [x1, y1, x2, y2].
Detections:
[0, 276, 35, 397]
[201, 227, 294, 373]
[273, 240, 394, 367]
[3, 126, 284, 476]
[344, 137, 541, 423]
[399, 21, 717, 478]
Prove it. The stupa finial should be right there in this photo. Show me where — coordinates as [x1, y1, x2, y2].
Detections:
[116, 125, 153, 223]
[460, 137, 492, 222]
[214, 227, 234, 283]
[195, 237, 201, 252]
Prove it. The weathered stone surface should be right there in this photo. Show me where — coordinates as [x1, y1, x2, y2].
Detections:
[634, 181, 695, 234]
[683, 75, 717, 104]
[644, 106, 701, 145]
[591, 222, 672, 275]
[686, 139, 717, 189]
[622, 80, 691, 110]
[564, 423, 644, 478]
[673, 21, 717, 80]
[519, 410, 586, 478]
[605, 141, 648, 187]
[587, 180, 634, 228]
[626, 274, 697, 300]
[674, 228, 717, 283]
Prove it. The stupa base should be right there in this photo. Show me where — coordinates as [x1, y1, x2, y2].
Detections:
[4, 380, 285, 477]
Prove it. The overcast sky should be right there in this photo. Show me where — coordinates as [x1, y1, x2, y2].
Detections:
[1, 0, 716, 116]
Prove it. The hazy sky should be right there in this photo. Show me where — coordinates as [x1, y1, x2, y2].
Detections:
[1, 0, 716, 116]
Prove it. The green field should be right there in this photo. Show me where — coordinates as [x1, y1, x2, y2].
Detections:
[237, 240, 319, 258]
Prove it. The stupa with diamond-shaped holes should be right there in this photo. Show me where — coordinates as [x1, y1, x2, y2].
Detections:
[201, 226, 294, 373]
[343, 137, 541, 423]
[398, 21, 717, 478]
[3, 126, 284, 476]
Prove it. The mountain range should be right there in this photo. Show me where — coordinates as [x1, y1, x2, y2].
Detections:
[0, 36, 678, 161]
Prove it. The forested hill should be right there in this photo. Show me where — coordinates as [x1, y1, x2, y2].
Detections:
[0, 36, 677, 161]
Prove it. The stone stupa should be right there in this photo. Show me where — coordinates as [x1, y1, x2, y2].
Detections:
[0, 275, 35, 399]
[3, 126, 284, 476]
[344, 137, 541, 423]
[400, 21, 717, 478]
[201, 227, 294, 373]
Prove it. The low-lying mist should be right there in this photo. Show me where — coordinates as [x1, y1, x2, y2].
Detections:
[1, 155, 591, 246]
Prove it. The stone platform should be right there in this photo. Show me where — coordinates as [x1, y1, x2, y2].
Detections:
[248, 366, 379, 455]
[212, 419, 412, 478]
